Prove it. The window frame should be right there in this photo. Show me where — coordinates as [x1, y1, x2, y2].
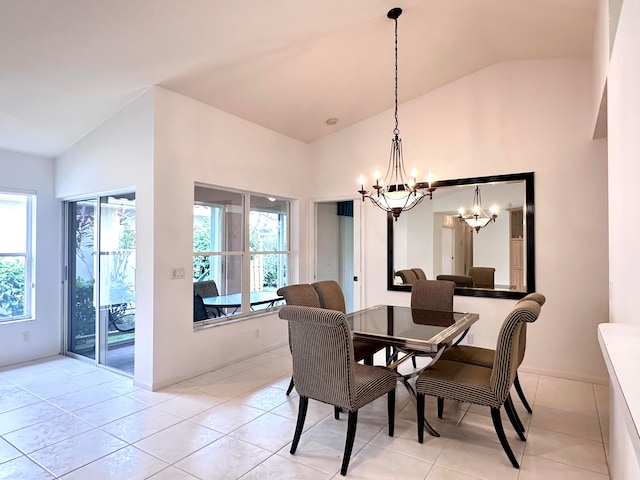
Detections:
[193, 183, 291, 325]
[0, 189, 35, 323]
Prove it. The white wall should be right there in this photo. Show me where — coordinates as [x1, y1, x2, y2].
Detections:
[56, 89, 156, 386]
[310, 58, 609, 383]
[150, 87, 311, 388]
[0, 150, 61, 366]
[607, 0, 640, 476]
[55, 87, 312, 389]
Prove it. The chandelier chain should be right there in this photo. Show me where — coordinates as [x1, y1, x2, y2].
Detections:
[393, 15, 399, 136]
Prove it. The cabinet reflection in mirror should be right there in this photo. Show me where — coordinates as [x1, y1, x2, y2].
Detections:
[388, 172, 535, 299]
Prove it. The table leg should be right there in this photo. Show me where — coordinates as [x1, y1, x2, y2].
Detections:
[387, 351, 441, 438]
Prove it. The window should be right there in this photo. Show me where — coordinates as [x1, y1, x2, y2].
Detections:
[193, 185, 289, 322]
[0, 191, 35, 322]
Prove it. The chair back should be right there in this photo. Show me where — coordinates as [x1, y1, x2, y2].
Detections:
[517, 292, 546, 306]
[468, 267, 496, 289]
[276, 284, 321, 307]
[193, 280, 219, 298]
[490, 300, 541, 402]
[312, 280, 346, 313]
[514, 292, 546, 366]
[279, 305, 355, 410]
[412, 268, 427, 280]
[396, 269, 418, 285]
[411, 279, 455, 311]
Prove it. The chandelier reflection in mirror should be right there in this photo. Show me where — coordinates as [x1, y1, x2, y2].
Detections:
[358, 7, 435, 221]
[458, 185, 498, 233]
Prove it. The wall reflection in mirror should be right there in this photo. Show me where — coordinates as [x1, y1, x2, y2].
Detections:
[388, 172, 535, 299]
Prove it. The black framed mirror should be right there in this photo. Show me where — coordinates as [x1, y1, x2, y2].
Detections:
[387, 172, 535, 299]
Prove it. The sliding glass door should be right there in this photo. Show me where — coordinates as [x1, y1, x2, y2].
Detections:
[67, 199, 97, 360]
[66, 194, 136, 374]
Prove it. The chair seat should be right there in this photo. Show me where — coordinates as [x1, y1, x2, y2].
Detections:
[441, 345, 494, 368]
[415, 359, 500, 408]
[351, 364, 398, 411]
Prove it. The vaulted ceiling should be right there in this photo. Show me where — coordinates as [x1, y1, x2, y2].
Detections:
[0, 0, 597, 157]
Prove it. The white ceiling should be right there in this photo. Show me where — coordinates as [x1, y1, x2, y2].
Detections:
[0, 0, 597, 158]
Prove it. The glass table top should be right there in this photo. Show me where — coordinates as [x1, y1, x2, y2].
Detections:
[347, 305, 479, 354]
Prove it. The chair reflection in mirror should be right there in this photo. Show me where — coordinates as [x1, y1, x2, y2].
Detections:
[395, 269, 418, 285]
[468, 266, 496, 289]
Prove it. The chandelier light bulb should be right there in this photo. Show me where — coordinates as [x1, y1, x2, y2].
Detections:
[426, 171, 435, 186]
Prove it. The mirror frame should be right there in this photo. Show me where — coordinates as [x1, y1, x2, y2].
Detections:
[387, 172, 535, 299]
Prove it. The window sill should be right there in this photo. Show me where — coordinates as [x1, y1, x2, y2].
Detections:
[193, 307, 281, 330]
[0, 317, 35, 325]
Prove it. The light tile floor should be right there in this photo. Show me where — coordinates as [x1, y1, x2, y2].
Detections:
[0, 349, 610, 479]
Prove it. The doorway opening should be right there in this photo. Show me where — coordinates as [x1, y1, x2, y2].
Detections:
[314, 200, 360, 313]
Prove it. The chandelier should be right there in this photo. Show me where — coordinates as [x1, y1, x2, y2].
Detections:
[458, 185, 498, 233]
[358, 7, 435, 221]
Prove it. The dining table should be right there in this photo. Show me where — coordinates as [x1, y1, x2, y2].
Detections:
[202, 291, 283, 314]
[346, 304, 480, 436]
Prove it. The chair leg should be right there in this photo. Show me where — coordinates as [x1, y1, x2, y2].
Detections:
[334, 406, 341, 420]
[490, 407, 520, 468]
[364, 354, 374, 366]
[387, 389, 395, 436]
[341, 411, 358, 476]
[437, 397, 444, 419]
[504, 395, 526, 440]
[417, 393, 425, 444]
[412, 356, 417, 368]
[286, 376, 295, 396]
[514, 373, 533, 414]
[290, 396, 308, 454]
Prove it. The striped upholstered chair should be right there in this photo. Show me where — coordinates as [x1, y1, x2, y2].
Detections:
[439, 292, 546, 414]
[415, 299, 542, 468]
[279, 305, 398, 476]
[277, 284, 322, 396]
[312, 280, 385, 366]
[279, 282, 388, 399]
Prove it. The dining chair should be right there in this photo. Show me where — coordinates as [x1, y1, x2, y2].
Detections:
[411, 279, 455, 310]
[276, 284, 322, 396]
[415, 299, 541, 468]
[193, 280, 224, 317]
[193, 294, 210, 322]
[312, 280, 385, 366]
[440, 292, 546, 414]
[279, 305, 398, 476]
[407, 279, 456, 367]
